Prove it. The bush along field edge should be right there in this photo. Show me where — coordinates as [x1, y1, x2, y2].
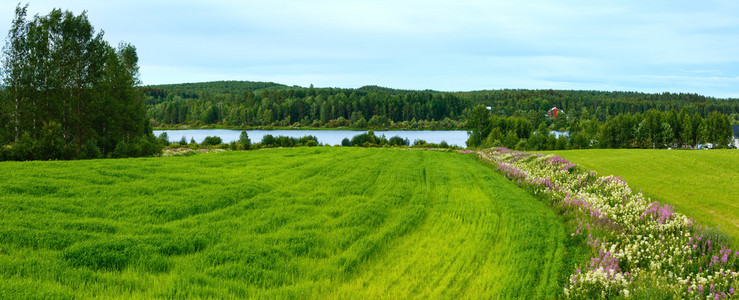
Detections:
[470, 148, 738, 299]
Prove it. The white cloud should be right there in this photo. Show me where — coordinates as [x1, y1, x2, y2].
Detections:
[1, 1, 739, 97]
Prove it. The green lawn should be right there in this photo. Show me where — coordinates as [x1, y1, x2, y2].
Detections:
[547, 149, 739, 244]
[0, 147, 576, 299]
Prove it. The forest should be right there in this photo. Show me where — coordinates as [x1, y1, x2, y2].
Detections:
[143, 82, 470, 130]
[0, 5, 158, 161]
[466, 105, 734, 150]
[143, 81, 739, 130]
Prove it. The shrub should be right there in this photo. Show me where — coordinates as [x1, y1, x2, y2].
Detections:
[81, 139, 103, 159]
[202, 136, 223, 146]
[113, 140, 128, 158]
[37, 122, 68, 160]
[412, 139, 427, 147]
[261, 134, 275, 146]
[388, 136, 409, 146]
[350, 131, 382, 146]
[296, 135, 319, 146]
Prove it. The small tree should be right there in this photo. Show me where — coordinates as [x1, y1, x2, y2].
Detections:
[238, 131, 251, 150]
[157, 132, 170, 147]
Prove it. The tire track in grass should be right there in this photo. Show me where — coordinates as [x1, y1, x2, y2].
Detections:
[328, 151, 570, 299]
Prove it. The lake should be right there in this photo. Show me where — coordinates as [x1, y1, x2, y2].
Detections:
[153, 129, 469, 147]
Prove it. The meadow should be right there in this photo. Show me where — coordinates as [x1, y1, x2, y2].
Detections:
[546, 149, 739, 245]
[482, 148, 739, 298]
[0, 147, 579, 299]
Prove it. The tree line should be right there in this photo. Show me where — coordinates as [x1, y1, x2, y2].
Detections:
[467, 105, 734, 150]
[463, 89, 739, 121]
[144, 82, 470, 130]
[0, 5, 157, 161]
[142, 81, 739, 130]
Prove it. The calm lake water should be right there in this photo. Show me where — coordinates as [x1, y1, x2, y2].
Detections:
[153, 129, 469, 147]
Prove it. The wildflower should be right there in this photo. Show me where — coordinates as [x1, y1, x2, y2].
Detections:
[483, 148, 739, 299]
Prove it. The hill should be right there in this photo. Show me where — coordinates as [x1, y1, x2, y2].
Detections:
[140, 80, 739, 131]
[141, 80, 292, 99]
[0, 148, 579, 298]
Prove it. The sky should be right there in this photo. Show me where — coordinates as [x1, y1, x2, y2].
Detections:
[1, 1, 739, 98]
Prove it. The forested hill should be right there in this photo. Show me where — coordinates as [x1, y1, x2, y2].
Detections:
[140, 81, 293, 99]
[142, 81, 739, 129]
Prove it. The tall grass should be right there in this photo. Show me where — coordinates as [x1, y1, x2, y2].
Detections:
[0, 148, 579, 298]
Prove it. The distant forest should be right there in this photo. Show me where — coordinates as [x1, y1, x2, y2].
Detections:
[142, 81, 739, 130]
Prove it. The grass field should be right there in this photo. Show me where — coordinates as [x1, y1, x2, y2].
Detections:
[0, 147, 579, 299]
[547, 149, 739, 245]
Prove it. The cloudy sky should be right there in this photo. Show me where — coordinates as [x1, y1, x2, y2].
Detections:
[2, 1, 738, 97]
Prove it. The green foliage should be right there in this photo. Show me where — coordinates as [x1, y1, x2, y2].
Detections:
[258, 134, 319, 148]
[349, 130, 383, 147]
[702, 226, 732, 248]
[157, 132, 170, 147]
[467, 108, 734, 150]
[0, 148, 580, 298]
[144, 82, 471, 130]
[143, 81, 738, 132]
[238, 131, 251, 150]
[11, 132, 36, 161]
[388, 136, 410, 146]
[80, 139, 103, 159]
[113, 140, 128, 158]
[202, 136, 223, 146]
[465, 104, 491, 147]
[0, 5, 154, 160]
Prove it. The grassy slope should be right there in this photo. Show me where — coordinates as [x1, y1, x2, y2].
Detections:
[0, 148, 574, 299]
[548, 149, 739, 243]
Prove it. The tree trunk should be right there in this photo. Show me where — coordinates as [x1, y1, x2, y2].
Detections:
[14, 95, 19, 142]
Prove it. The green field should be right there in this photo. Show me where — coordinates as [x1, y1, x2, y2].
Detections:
[0, 148, 577, 299]
[547, 149, 739, 244]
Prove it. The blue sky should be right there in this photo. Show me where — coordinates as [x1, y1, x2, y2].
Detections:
[2, 1, 739, 97]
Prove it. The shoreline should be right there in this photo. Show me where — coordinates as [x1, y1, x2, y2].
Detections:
[153, 125, 470, 131]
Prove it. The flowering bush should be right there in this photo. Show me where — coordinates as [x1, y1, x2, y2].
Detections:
[476, 148, 739, 298]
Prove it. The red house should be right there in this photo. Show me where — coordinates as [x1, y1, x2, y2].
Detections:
[547, 107, 563, 118]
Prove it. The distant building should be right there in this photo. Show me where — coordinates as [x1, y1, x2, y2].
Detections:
[732, 125, 739, 148]
[486, 106, 492, 111]
[547, 107, 563, 118]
